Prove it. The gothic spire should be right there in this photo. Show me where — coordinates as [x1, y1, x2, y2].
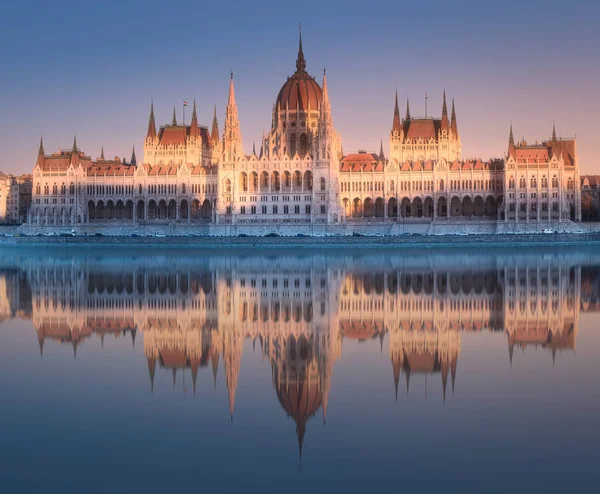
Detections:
[552, 123, 557, 141]
[508, 123, 516, 157]
[224, 73, 242, 162]
[72, 135, 78, 154]
[252, 140, 256, 156]
[441, 90, 450, 131]
[296, 24, 306, 72]
[131, 146, 137, 166]
[172, 106, 177, 126]
[211, 104, 220, 147]
[405, 98, 411, 121]
[100, 146, 105, 160]
[379, 140, 385, 161]
[190, 97, 200, 138]
[147, 100, 157, 140]
[38, 136, 44, 156]
[450, 98, 458, 136]
[392, 91, 402, 133]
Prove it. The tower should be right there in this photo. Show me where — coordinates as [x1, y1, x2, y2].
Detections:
[317, 69, 343, 223]
[389, 91, 404, 163]
[222, 73, 243, 163]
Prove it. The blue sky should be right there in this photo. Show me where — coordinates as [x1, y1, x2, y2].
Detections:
[1, 0, 598, 174]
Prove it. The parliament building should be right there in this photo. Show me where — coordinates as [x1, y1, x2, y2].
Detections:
[26, 33, 582, 233]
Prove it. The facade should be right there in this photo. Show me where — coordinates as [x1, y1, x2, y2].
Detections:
[0, 172, 30, 224]
[25, 34, 582, 232]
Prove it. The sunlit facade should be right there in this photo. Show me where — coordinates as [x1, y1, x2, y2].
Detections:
[26, 34, 581, 231]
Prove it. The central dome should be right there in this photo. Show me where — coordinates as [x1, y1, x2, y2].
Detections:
[276, 34, 322, 112]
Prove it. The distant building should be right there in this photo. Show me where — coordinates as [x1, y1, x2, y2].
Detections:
[0, 172, 24, 224]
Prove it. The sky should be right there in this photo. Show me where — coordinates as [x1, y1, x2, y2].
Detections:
[0, 0, 599, 175]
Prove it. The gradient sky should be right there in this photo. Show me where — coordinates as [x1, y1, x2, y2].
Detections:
[1, 0, 599, 175]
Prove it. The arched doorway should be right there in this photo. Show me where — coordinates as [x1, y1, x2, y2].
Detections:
[375, 198, 384, 218]
[136, 201, 145, 221]
[450, 197, 461, 217]
[412, 197, 423, 218]
[474, 196, 485, 216]
[158, 200, 168, 220]
[168, 200, 177, 220]
[400, 198, 411, 218]
[148, 200, 157, 220]
[88, 201, 96, 221]
[485, 196, 497, 217]
[462, 197, 473, 217]
[125, 200, 133, 220]
[388, 198, 398, 218]
[180, 200, 189, 220]
[364, 198, 374, 217]
[352, 198, 362, 217]
[201, 199, 212, 219]
[437, 197, 447, 218]
[424, 197, 434, 218]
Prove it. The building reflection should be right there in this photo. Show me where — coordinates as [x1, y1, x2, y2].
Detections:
[0, 252, 593, 458]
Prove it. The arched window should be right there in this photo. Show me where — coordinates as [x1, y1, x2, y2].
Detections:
[290, 134, 296, 157]
[320, 177, 326, 191]
[552, 175, 558, 188]
[439, 179, 444, 191]
[182, 183, 186, 194]
[390, 180, 395, 192]
[299, 134, 308, 155]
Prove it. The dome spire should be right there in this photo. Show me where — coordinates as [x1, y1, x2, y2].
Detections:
[296, 23, 306, 72]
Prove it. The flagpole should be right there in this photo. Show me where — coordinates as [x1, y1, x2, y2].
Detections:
[183, 100, 185, 126]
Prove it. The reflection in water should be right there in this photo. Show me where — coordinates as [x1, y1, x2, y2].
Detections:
[0, 250, 596, 460]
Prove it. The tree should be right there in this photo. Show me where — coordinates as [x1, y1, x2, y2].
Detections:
[581, 193, 598, 221]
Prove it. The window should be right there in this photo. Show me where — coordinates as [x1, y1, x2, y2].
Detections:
[320, 205, 326, 214]
[305, 205, 311, 214]
[272, 205, 278, 214]
[320, 177, 326, 191]
[290, 134, 296, 156]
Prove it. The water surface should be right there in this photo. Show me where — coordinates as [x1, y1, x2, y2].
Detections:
[1, 247, 599, 493]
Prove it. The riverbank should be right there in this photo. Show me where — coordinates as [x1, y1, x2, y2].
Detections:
[2, 232, 600, 249]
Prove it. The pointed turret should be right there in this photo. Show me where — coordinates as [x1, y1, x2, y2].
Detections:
[319, 68, 332, 125]
[190, 98, 200, 138]
[211, 104, 220, 147]
[171, 106, 177, 126]
[100, 146, 105, 161]
[147, 100, 157, 140]
[252, 140, 256, 156]
[508, 124, 515, 157]
[441, 90, 450, 133]
[392, 91, 402, 134]
[70, 135, 79, 165]
[552, 123, 557, 142]
[405, 98, 411, 121]
[450, 98, 458, 137]
[379, 140, 385, 161]
[223, 73, 243, 162]
[130, 146, 137, 166]
[296, 25, 306, 73]
[36, 136, 45, 167]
